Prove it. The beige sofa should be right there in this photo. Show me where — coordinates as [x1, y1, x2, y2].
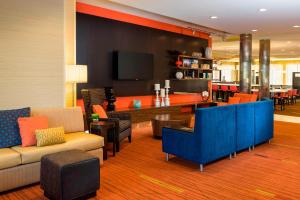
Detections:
[0, 107, 104, 192]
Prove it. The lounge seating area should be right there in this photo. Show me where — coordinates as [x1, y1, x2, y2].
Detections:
[1, 1, 300, 199]
[0, 107, 103, 192]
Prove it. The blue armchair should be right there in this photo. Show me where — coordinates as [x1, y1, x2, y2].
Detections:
[162, 105, 237, 172]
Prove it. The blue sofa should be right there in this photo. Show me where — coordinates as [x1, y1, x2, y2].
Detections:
[162, 99, 274, 171]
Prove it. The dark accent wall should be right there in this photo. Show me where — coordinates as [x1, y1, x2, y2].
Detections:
[76, 13, 209, 97]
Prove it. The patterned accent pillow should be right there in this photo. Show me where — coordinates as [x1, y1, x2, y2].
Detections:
[0, 107, 30, 148]
[35, 127, 66, 147]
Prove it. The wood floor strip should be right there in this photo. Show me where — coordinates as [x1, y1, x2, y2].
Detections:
[139, 174, 184, 193]
[255, 189, 276, 198]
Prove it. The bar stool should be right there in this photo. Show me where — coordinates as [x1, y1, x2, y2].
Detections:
[229, 86, 238, 97]
[212, 84, 219, 101]
[221, 85, 229, 102]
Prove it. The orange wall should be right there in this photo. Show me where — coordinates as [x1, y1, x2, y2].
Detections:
[76, 2, 212, 112]
[76, 2, 211, 47]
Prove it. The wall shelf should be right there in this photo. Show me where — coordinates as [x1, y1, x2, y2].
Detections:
[177, 54, 213, 61]
[171, 78, 212, 81]
[171, 54, 213, 80]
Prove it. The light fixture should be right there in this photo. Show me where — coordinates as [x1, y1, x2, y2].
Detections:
[251, 29, 258, 32]
[293, 25, 300, 28]
[259, 8, 267, 12]
[66, 65, 88, 106]
[210, 16, 218, 19]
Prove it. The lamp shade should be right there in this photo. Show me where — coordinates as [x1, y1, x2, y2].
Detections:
[66, 65, 87, 83]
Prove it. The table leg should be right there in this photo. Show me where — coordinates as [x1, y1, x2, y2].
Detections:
[103, 128, 108, 160]
[103, 147, 108, 160]
[113, 127, 116, 157]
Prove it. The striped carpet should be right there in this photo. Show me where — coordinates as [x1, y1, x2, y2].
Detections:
[0, 121, 300, 200]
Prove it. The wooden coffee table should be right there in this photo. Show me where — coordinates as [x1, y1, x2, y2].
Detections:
[151, 114, 188, 138]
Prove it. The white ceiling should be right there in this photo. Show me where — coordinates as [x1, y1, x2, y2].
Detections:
[108, 0, 300, 59]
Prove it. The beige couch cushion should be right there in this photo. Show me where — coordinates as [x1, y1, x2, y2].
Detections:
[0, 148, 21, 170]
[11, 133, 104, 165]
[31, 107, 84, 133]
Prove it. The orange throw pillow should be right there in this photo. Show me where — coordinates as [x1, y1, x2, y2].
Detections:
[228, 97, 241, 105]
[18, 116, 48, 147]
[92, 105, 108, 118]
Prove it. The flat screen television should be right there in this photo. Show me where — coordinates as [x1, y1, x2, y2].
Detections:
[113, 51, 154, 80]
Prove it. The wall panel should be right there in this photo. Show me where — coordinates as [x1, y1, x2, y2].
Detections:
[0, 0, 65, 109]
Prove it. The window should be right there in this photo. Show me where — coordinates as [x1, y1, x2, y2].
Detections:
[270, 64, 283, 85]
[286, 64, 300, 85]
[218, 65, 235, 82]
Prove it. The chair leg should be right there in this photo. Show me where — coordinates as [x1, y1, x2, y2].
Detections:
[229, 154, 232, 160]
[200, 164, 204, 172]
[234, 152, 237, 158]
[166, 153, 169, 161]
[116, 142, 120, 152]
[128, 135, 132, 143]
[248, 146, 252, 152]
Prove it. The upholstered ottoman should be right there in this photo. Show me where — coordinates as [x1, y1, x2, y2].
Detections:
[40, 150, 100, 200]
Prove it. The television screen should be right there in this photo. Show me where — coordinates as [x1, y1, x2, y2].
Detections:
[113, 51, 154, 80]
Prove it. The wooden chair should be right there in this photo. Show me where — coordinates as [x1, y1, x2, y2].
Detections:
[81, 89, 132, 152]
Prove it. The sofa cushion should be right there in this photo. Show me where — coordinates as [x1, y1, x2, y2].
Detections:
[0, 148, 21, 170]
[119, 120, 131, 132]
[31, 107, 84, 134]
[18, 116, 48, 147]
[0, 107, 30, 148]
[11, 132, 104, 165]
[93, 105, 108, 119]
[35, 127, 65, 147]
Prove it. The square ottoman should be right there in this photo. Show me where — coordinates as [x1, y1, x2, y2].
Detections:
[41, 150, 100, 200]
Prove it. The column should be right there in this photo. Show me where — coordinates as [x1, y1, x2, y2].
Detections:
[259, 39, 271, 99]
[239, 34, 252, 93]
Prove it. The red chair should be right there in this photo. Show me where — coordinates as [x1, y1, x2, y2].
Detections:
[221, 85, 229, 102]
[292, 89, 298, 104]
[273, 92, 287, 111]
[286, 90, 293, 104]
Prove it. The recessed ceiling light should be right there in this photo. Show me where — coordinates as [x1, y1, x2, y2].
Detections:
[210, 16, 218, 19]
[259, 8, 267, 12]
[293, 25, 300, 28]
[252, 29, 258, 32]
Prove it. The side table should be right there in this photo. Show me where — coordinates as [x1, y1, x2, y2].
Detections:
[90, 121, 116, 160]
[151, 114, 187, 138]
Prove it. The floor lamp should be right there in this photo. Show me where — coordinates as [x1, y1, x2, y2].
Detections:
[66, 65, 87, 106]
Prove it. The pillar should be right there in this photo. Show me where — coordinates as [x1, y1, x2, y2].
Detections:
[239, 34, 252, 93]
[259, 39, 271, 99]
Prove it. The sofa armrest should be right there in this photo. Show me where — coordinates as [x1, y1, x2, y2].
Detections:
[162, 126, 199, 162]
